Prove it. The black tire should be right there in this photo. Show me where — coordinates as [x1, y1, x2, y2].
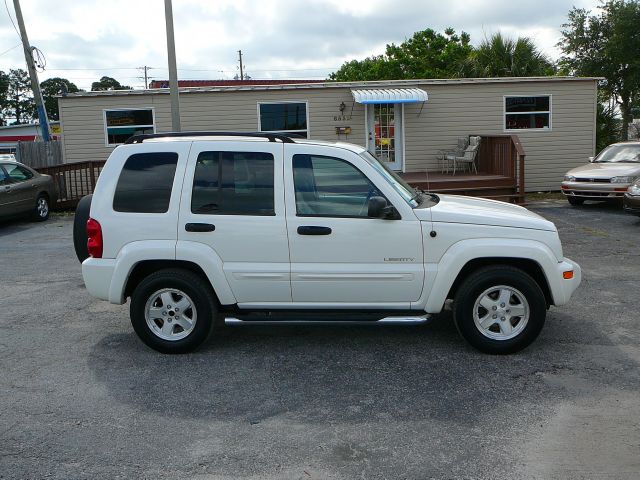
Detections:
[130, 269, 217, 354]
[567, 196, 584, 206]
[453, 266, 546, 354]
[73, 194, 92, 262]
[32, 194, 50, 222]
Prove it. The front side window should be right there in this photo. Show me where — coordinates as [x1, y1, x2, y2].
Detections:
[104, 109, 155, 145]
[4, 164, 33, 182]
[191, 151, 275, 215]
[259, 102, 308, 138]
[293, 154, 385, 217]
[505, 96, 551, 130]
[113, 152, 178, 213]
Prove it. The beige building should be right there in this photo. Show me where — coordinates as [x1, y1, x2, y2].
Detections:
[58, 77, 598, 192]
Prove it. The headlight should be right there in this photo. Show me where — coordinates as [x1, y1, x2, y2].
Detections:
[563, 175, 576, 182]
[611, 176, 636, 184]
[628, 184, 640, 196]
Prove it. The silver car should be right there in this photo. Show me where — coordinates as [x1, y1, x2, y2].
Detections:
[561, 141, 640, 205]
[0, 158, 56, 221]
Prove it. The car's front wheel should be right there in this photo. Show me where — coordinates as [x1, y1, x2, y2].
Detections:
[33, 194, 49, 221]
[130, 269, 218, 354]
[453, 266, 546, 354]
[567, 196, 585, 206]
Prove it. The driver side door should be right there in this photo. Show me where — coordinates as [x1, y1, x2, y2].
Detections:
[284, 144, 424, 307]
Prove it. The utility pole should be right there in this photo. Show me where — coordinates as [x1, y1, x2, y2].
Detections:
[12, 0, 50, 141]
[164, 0, 181, 131]
[238, 50, 244, 80]
[137, 66, 153, 89]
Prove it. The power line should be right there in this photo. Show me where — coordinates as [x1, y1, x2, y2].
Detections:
[3, 0, 20, 40]
[0, 43, 21, 57]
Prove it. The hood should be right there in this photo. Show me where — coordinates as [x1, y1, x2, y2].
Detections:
[566, 162, 640, 178]
[414, 195, 556, 231]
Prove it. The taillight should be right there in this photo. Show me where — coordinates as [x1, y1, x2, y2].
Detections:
[86, 218, 103, 258]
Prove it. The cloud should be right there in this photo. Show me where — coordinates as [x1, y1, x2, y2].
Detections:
[0, 0, 601, 89]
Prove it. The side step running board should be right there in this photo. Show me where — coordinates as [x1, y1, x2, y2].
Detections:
[224, 315, 431, 326]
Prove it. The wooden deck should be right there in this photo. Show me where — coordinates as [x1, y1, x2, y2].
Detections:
[401, 171, 519, 202]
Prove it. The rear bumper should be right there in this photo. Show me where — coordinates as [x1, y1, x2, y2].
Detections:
[553, 258, 581, 306]
[82, 258, 116, 302]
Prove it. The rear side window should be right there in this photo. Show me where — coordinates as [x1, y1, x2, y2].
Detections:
[113, 152, 178, 213]
[191, 151, 274, 215]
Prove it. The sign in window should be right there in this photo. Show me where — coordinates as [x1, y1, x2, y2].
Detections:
[104, 109, 155, 145]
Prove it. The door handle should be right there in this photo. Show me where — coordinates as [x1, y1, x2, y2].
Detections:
[297, 226, 332, 235]
[185, 223, 215, 232]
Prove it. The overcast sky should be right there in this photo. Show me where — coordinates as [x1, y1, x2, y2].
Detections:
[0, 0, 601, 91]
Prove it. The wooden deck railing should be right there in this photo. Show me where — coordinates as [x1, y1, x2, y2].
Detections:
[37, 161, 106, 209]
[475, 134, 526, 202]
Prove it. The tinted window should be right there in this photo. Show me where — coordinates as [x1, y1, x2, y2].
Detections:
[259, 103, 308, 138]
[0, 166, 8, 185]
[4, 164, 33, 182]
[113, 152, 178, 213]
[191, 151, 274, 216]
[293, 154, 383, 217]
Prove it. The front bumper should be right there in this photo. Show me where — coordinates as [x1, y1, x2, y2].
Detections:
[553, 258, 582, 306]
[623, 193, 640, 215]
[561, 181, 630, 199]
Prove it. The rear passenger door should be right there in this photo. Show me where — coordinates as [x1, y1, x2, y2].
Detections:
[178, 141, 290, 304]
[3, 163, 35, 213]
[0, 165, 10, 217]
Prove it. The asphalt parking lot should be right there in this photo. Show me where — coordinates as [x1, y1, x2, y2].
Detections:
[1, 201, 639, 480]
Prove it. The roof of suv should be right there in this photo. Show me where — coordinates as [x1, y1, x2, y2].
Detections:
[132, 132, 367, 155]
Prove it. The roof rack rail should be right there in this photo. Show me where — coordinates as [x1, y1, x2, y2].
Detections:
[124, 131, 296, 144]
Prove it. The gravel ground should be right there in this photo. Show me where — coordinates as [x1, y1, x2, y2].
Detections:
[1, 201, 639, 480]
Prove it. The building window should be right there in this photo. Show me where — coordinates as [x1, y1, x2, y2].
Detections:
[504, 96, 551, 130]
[258, 102, 308, 138]
[191, 151, 275, 216]
[104, 108, 155, 145]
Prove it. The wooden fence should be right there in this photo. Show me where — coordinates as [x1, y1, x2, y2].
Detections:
[16, 140, 64, 168]
[37, 161, 106, 209]
[475, 134, 526, 203]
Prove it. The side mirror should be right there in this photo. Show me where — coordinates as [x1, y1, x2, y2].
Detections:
[588, 156, 595, 163]
[368, 196, 400, 219]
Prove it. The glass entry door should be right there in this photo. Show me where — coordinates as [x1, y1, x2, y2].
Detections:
[366, 103, 403, 170]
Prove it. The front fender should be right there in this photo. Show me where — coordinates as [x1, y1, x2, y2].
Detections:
[422, 238, 562, 313]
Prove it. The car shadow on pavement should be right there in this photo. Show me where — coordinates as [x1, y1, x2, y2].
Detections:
[87, 309, 639, 427]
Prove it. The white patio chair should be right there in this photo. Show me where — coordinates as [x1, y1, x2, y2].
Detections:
[453, 136, 481, 175]
[437, 137, 469, 173]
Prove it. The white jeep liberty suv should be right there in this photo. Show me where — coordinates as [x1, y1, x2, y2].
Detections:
[77, 132, 581, 354]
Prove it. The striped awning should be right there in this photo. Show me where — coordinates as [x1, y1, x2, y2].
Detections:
[351, 88, 428, 104]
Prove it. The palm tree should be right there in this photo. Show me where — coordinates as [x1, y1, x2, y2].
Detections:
[461, 33, 555, 77]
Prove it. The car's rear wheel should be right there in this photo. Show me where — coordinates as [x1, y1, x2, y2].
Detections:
[73, 195, 92, 262]
[130, 269, 217, 354]
[567, 196, 585, 206]
[32, 194, 49, 221]
[453, 266, 546, 354]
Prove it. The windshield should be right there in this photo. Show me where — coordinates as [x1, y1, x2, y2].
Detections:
[359, 151, 420, 207]
[595, 144, 640, 163]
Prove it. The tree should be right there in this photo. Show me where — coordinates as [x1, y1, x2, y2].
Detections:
[91, 76, 132, 91]
[5, 69, 35, 124]
[0, 71, 9, 125]
[559, 1, 640, 140]
[461, 33, 555, 77]
[41, 77, 80, 121]
[329, 28, 473, 81]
